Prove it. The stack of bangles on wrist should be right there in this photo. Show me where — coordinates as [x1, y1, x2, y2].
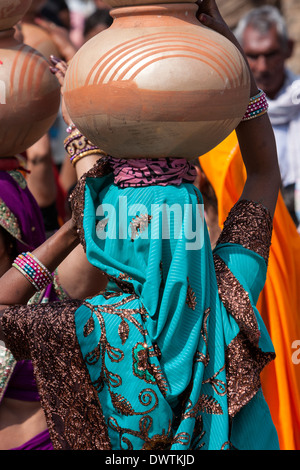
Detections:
[241, 89, 268, 121]
[12, 252, 53, 291]
[64, 124, 106, 166]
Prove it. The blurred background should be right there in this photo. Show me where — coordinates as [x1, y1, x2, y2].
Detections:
[38, 0, 300, 74]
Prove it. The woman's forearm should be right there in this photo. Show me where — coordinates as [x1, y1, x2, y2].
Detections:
[223, 15, 281, 215]
[236, 114, 281, 216]
[197, 1, 281, 216]
[26, 134, 57, 208]
[0, 219, 79, 308]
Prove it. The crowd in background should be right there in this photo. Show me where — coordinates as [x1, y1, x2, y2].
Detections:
[24, 0, 300, 231]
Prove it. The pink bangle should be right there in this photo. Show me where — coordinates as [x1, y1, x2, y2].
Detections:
[242, 89, 268, 121]
[12, 252, 53, 291]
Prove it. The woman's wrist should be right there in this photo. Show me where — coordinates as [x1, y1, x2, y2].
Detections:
[56, 217, 79, 247]
[0, 220, 80, 308]
[64, 128, 107, 168]
[32, 219, 80, 275]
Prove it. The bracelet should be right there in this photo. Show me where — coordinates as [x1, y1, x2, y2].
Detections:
[64, 128, 84, 150]
[12, 252, 53, 291]
[241, 89, 268, 121]
[70, 149, 104, 166]
[64, 128, 106, 167]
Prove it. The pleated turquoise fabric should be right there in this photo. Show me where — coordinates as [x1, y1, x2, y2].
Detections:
[74, 169, 279, 450]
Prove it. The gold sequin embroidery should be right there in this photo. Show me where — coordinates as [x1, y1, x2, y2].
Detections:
[8, 170, 27, 189]
[2, 300, 111, 450]
[0, 198, 22, 241]
[69, 158, 112, 252]
[130, 214, 152, 241]
[186, 277, 197, 310]
[216, 199, 273, 265]
[214, 254, 275, 417]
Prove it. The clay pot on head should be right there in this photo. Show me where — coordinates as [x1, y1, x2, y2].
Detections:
[63, 3, 250, 160]
[21, 22, 60, 60]
[0, 0, 32, 31]
[0, 28, 60, 157]
[102, 0, 197, 7]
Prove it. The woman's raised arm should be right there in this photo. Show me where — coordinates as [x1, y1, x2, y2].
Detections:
[197, 0, 281, 216]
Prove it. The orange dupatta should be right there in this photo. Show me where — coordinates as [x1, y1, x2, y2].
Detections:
[200, 132, 300, 450]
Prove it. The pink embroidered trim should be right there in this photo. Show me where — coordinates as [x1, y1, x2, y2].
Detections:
[109, 157, 197, 188]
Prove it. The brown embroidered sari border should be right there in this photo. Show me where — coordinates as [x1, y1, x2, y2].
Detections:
[225, 332, 275, 417]
[69, 157, 112, 252]
[2, 300, 112, 450]
[215, 199, 273, 265]
[213, 254, 260, 344]
[214, 254, 275, 417]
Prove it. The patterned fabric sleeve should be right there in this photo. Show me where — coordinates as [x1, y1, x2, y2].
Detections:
[1, 300, 111, 450]
[69, 157, 112, 252]
[213, 199, 275, 418]
[215, 199, 273, 265]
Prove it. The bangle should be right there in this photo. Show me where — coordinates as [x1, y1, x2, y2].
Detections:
[12, 252, 53, 291]
[64, 129, 106, 167]
[70, 149, 104, 166]
[241, 89, 268, 121]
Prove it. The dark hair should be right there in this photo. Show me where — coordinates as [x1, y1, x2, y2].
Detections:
[41, 0, 70, 29]
[84, 8, 113, 38]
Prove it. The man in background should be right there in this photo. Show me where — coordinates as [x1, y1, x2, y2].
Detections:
[235, 5, 300, 227]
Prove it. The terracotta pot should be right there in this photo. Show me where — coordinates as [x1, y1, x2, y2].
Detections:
[0, 0, 32, 31]
[21, 22, 60, 60]
[0, 29, 60, 157]
[102, 0, 197, 8]
[64, 3, 250, 160]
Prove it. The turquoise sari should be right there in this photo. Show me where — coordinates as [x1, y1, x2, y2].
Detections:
[71, 160, 279, 450]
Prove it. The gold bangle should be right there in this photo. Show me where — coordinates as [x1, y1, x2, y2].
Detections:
[64, 129, 106, 165]
[64, 133, 97, 156]
[71, 149, 106, 166]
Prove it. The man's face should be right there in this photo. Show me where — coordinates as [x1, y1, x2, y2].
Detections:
[242, 25, 291, 99]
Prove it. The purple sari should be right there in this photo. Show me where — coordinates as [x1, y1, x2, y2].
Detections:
[11, 430, 54, 450]
[0, 171, 46, 253]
